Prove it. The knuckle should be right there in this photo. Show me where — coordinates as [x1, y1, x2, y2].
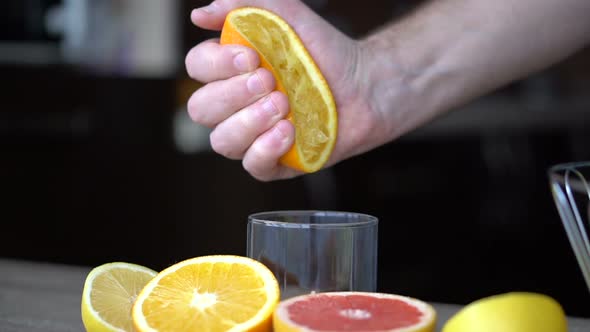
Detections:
[185, 47, 199, 80]
[242, 146, 266, 176]
[186, 42, 219, 82]
[220, 0, 247, 9]
[187, 91, 204, 123]
[239, 104, 268, 132]
[245, 164, 272, 182]
[242, 158, 258, 178]
[206, 49, 221, 77]
[210, 131, 230, 156]
[186, 96, 200, 123]
[236, 110, 253, 133]
[210, 130, 241, 159]
[252, 172, 273, 182]
[218, 81, 234, 105]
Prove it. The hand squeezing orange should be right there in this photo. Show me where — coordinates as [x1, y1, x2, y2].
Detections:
[220, 7, 338, 173]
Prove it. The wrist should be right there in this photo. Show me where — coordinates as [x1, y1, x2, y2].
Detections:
[359, 6, 473, 143]
[360, 27, 443, 142]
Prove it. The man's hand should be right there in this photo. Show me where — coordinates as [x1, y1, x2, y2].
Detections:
[185, 0, 384, 181]
[186, 0, 590, 182]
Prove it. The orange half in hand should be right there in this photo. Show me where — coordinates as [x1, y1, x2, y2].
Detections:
[220, 7, 338, 173]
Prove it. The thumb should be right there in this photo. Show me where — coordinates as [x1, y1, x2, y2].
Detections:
[191, 0, 314, 31]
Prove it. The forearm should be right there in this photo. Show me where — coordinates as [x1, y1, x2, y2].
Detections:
[362, 0, 590, 140]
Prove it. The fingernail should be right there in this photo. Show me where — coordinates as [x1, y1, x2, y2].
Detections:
[247, 73, 266, 95]
[261, 96, 278, 116]
[200, 2, 218, 14]
[233, 52, 251, 72]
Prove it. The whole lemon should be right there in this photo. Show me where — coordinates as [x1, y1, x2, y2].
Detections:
[442, 292, 567, 332]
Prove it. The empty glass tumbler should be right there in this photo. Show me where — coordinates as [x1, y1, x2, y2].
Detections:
[247, 210, 378, 299]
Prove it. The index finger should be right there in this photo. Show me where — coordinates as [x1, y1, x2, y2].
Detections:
[185, 39, 260, 83]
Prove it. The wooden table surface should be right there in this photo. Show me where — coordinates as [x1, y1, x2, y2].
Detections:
[0, 258, 588, 332]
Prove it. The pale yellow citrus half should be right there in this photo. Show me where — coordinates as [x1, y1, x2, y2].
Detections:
[442, 292, 568, 332]
[81, 262, 157, 332]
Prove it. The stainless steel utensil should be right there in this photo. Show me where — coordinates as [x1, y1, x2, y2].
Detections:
[549, 161, 590, 293]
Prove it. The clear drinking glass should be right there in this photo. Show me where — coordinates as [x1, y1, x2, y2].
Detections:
[548, 161, 590, 293]
[247, 210, 378, 299]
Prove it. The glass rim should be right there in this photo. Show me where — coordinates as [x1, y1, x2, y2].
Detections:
[247, 210, 378, 228]
[548, 161, 590, 174]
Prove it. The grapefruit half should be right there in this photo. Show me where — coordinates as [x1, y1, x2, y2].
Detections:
[273, 292, 436, 332]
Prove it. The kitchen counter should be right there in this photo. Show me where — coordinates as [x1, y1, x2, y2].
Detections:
[0, 258, 588, 331]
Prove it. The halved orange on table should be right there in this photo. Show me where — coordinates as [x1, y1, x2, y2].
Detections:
[220, 7, 337, 173]
[132, 255, 280, 332]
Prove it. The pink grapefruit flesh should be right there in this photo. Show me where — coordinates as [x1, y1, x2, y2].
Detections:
[273, 292, 436, 332]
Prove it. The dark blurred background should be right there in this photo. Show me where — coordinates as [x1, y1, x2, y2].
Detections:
[2, 0, 590, 317]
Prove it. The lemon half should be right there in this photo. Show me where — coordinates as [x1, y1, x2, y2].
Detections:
[442, 292, 567, 332]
